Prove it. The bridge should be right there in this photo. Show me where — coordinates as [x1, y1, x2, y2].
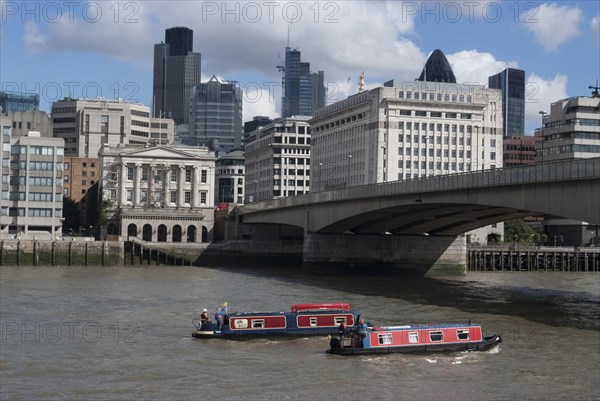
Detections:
[233, 158, 600, 275]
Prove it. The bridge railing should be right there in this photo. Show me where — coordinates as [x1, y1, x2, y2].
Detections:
[242, 158, 600, 212]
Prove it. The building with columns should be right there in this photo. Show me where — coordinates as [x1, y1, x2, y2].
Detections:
[99, 144, 216, 243]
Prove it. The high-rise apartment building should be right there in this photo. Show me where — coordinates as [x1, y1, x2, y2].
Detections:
[489, 68, 525, 136]
[244, 116, 311, 202]
[51, 99, 175, 157]
[281, 47, 325, 118]
[187, 76, 243, 154]
[153, 27, 201, 125]
[0, 91, 39, 112]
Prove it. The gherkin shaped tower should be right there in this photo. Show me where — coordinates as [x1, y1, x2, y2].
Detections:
[417, 49, 456, 83]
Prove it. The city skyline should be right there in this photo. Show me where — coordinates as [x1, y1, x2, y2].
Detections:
[1, 0, 599, 133]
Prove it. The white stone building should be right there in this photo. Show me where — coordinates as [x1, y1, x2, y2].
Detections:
[309, 80, 504, 243]
[99, 144, 216, 243]
[52, 98, 175, 158]
[244, 116, 311, 202]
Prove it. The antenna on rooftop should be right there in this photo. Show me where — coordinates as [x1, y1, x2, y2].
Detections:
[287, 23, 291, 48]
[589, 80, 599, 98]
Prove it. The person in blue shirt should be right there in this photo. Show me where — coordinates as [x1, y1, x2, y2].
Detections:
[357, 319, 368, 345]
[215, 308, 225, 330]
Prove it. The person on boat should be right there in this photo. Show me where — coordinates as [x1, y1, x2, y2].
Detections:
[338, 321, 347, 342]
[200, 308, 209, 323]
[357, 319, 368, 343]
[215, 308, 224, 330]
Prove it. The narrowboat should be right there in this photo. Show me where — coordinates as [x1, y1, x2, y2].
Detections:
[327, 322, 502, 355]
[192, 303, 360, 339]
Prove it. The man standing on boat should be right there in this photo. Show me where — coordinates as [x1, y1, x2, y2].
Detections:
[338, 321, 347, 342]
[357, 319, 368, 345]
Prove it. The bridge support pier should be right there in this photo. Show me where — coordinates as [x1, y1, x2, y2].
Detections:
[302, 232, 466, 276]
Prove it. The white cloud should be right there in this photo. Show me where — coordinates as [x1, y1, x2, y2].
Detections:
[524, 73, 568, 133]
[242, 87, 280, 122]
[446, 50, 518, 85]
[592, 15, 600, 45]
[523, 3, 582, 52]
[23, 23, 48, 51]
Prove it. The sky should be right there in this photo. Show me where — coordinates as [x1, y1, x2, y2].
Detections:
[1, 0, 599, 134]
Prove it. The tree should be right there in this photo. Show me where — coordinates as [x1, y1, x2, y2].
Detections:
[504, 219, 534, 242]
[62, 197, 81, 234]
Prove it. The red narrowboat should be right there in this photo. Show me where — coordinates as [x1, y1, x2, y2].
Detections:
[193, 303, 362, 339]
[327, 322, 502, 355]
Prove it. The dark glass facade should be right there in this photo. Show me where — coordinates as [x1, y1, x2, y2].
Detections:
[417, 49, 456, 83]
[0, 92, 39, 112]
[489, 68, 525, 136]
[153, 27, 201, 125]
[282, 47, 325, 118]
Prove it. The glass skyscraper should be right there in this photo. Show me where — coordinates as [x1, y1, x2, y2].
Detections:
[282, 47, 325, 118]
[488, 68, 525, 136]
[153, 27, 201, 125]
[187, 76, 243, 155]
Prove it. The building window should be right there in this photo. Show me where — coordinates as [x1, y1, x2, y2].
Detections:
[126, 190, 133, 202]
[127, 166, 134, 180]
[142, 167, 148, 181]
[171, 169, 177, 182]
[101, 115, 108, 133]
[201, 169, 207, 183]
[184, 191, 191, 204]
[170, 191, 177, 203]
[200, 192, 207, 204]
[185, 170, 191, 183]
[140, 190, 147, 203]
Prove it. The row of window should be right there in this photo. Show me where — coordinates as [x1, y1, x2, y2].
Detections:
[377, 329, 471, 345]
[399, 149, 475, 158]
[391, 109, 472, 119]
[122, 189, 208, 205]
[398, 91, 473, 103]
[2, 207, 62, 217]
[401, 162, 474, 170]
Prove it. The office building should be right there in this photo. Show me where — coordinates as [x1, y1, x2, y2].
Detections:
[535, 92, 600, 246]
[416, 49, 457, 83]
[153, 27, 202, 125]
[1, 110, 52, 137]
[51, 98, 174, 157]
[99, 144, 216, 242]
[503, 135, 540, 167]
[244, 116, 311, 202]
[309, 50, 504, 243]
[0, 122, 64, 240]
[281, 47, 326, 118]
[215, 150, 245, 204]
[0, 91, 39, 112]
[187, 76, 243, 154]
[489, 68, 525, 136]
[63, 157, 100, 229]
[244, 116, 273, 145]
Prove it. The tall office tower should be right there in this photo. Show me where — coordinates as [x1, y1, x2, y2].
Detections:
[281, 47, 326, 118]
[153, 27, 201, 125]
[489, 68, 525, 136]
[416, 49, 457, 83]
[187, 76, 243, 154]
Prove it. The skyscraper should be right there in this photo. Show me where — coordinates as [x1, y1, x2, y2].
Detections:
[153, 27, 201, 125]
[489, 68, 525, 136]
[187, 76, 243, 154]
[281, 47, 325, 118]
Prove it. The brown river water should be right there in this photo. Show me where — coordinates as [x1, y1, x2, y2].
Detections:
[1, 266, 598, 401]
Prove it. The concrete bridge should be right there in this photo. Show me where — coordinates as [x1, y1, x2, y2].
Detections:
[233, 158, 600, 275]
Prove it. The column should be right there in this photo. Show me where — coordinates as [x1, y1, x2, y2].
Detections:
[120, 163, 128, 205]
[134, 163, 142, 206]
[192, 166, 199, 208]
[148, 164, 155, 205]
[163, 163, 171, 208]
[178, 165, 186, 208]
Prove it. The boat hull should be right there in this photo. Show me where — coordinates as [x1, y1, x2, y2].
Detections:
[327, 335, 502, 356]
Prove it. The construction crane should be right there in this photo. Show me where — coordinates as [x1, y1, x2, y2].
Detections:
[589, 80, 599, 98]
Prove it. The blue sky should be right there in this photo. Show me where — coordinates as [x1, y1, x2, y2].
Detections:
[1, 0, 599, 133]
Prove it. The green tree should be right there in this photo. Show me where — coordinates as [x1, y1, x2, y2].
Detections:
[504, 219, 534, 242]
[540, 233, 548, 245]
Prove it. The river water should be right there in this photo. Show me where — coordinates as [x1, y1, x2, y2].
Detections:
[0, 265, 598, 401]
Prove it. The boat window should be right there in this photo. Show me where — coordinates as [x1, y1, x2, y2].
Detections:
[251, 319, 265, 329]
[310, 317, 318, 327]
[334, 317, 347, 325]
[429, 331, 443, 342]
[408, 332, 419, 343]
[457, 330, 470, 340]
[378, 333, 393, 345]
